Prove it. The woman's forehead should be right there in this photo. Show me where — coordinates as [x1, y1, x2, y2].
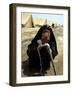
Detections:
[42, 29, 50, 33]
[42, 30, 50, 34]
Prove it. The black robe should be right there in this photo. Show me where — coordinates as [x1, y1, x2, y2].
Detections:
[27, 25, 58, 71]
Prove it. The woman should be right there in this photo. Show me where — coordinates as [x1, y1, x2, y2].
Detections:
[27, 25, 58, 75]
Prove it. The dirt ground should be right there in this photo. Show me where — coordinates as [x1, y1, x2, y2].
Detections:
[21, 26, 63, 77]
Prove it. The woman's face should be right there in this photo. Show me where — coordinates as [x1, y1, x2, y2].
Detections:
[41, 31, 50, 43]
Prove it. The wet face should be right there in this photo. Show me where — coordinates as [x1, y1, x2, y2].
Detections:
[41, 31, 50, 43]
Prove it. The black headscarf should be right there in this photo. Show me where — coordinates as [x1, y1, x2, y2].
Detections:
[27, 25, 58, 71]
[29, 25, 58, 58]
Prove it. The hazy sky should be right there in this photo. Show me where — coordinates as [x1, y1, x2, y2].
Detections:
[32, 13, 64, 25]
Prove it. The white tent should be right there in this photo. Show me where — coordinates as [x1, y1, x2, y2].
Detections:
[21, 13, 33, 28]
[33, 18, 47, 27]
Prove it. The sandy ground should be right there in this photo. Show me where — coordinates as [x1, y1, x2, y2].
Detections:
[21, 26, 63, 77]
